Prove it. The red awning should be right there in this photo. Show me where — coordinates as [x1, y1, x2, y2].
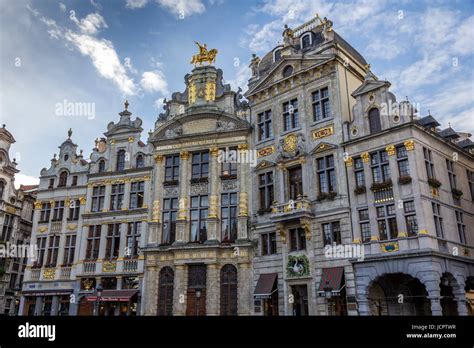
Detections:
[86, 289, 138, 302]
[318, 267, 345, 292]
[254, 273, 278, 299]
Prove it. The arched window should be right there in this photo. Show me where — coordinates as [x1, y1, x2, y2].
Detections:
[282, 65, 293, 78]
[301, 33, 311, 49]
[58, 171, 68, 187]
[273, 48, 282, 63]
[116, 150, 126, 171]
[0, 180, 5, 200]
[158, 267, 174, 316]
[98, 160, 106, 173]
[136, 154, 144, 169]
[220, 264, 238, 315]
[368, 108, 382, 134]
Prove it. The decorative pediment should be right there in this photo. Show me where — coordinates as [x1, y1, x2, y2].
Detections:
[254, 160, 275, 171]
[351, 79, 390, 98]
[310, 141, 337, 154]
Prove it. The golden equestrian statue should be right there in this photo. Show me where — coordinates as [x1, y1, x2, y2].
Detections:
[190, 41, 218, 66]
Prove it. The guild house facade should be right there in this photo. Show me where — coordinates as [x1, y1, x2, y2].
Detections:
[18, 14, 474, 316]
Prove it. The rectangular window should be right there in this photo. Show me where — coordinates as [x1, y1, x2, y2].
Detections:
[446, 159, 457, 190]
[467, 170, 474, 201]
[261, 232, 277, 256]
[162, 198, 178, 245]
[322, 222, 341, 246]
[86, 225, 101, 260]
[376, 204, 398, 240]
[455, 211, 466, 244]
[288, 166, 303, 200]
[432, 202, 444, 238]
[423, 147, 435, 179]
[359, 209, 370, 243]
[354, 157, 365, 187]
[258, 172, 274, 210]
[190, 195, 208, 243]
[110, 184, 125, 211]
[257, 110, 273, 141]
[1, 214, 14, 242]
[312, 87, 332, 121]
[35, 236, 47, 267]
[68, 199, 80, 221]
[91, 186, 105, 212]
[221, 193, 237, 243]
[283, 99, 298, 131]
[40, 202, 51, 223]
[191, 151, 209, 180]
[105, 224, 121, 259]
[165, 154, 180, 182]
[126, 222, 141, 258]
[45, 235, 60, 267]
[48, 179, 54, 189]
[371, 150, 391, 183]
[397, 145, 410, 177]
[129, 181, 144, 209]
[52, 201, 65, 221]
[317, 155, 336, 193]
[72, 176, 78, 186]
[63, 235, 76, 266]
[221, 147, 238, 176]
[289, 227, 306, 251]
[403, 201, 418, 236]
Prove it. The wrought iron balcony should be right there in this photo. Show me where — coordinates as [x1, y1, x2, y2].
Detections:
[270, 196, 313, 223]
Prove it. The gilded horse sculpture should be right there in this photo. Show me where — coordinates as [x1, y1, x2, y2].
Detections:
[190, 41, 218, 66]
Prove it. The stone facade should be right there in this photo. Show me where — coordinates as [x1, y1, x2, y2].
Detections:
[0, 125, 37, 315]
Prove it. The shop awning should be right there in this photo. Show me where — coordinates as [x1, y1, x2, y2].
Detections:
[318, 267, 345, 294]
[86, 289, 138, 302]
[254, 273, 278, 299]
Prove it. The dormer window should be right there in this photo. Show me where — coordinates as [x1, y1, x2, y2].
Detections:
[301, 33, 312, 49]
[136, 154, 144, 169]
[368, 108, 382, 134]
[98, 160, 106, 173]
[273, 48, 282, 63]
[58, 171, 68, 187]
[282, 65, 293, 78]
[117, 150, 126, 171]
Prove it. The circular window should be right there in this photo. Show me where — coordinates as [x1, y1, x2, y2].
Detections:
[64, 154, 69, 161]
[351, 126, 359, 136]
[10, 198, 15, 204]
[282, 65, 294, 78]
[393, 115, 401, 124]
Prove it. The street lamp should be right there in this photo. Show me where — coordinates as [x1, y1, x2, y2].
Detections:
[95, 283, 103, 316]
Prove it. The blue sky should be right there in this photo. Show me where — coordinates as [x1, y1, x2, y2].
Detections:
[0, 0, 473, 186]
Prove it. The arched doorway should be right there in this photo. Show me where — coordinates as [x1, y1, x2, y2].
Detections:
[440, 273, 459, 315]
[367, 273, 431, 315]
[158, 267, 174, 316]
[220, 264, 238, 315]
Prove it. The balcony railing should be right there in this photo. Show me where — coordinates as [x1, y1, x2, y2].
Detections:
[60, 267, 72, 279]
[270, 196, 313, 222]
[83, 261, 97, 274]
[30, 269, 41, 281]
[50, 221, 63, 234]
[123, 259, 138, 273]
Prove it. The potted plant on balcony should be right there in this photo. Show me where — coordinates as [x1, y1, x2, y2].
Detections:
[317, 191, 337, 201]
[398, 175, 412, 185]
[428, 177, 442, 188]
[370, 179, 393, 191]
[452, 188, 463, 199]
[354, 185, 366, 194]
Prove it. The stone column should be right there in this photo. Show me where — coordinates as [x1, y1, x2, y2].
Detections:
[51, 296, 59, 315]
[149, 155, 164, 245]
[452, 278, 468, 316]
[144, 264, 158, 315]
[175, 151, 189, 245]
[122, 180, 131, 210]
[206, 147, 219, 244]
[103, 182, 112, 212]
[98, 223, 108, 260]
[173, 264, 187, 315]
[238, 262, 251, 315]
[237, 144, 249, 241]
[423, 276, 443, 315]
[118, 222, 128, 258]
[206, 263, 219, 315]
[355, 276, 371, 316]
[85, 184, 93, 213]
[276, 164, 286, 204]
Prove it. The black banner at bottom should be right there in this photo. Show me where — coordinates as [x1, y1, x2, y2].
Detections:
[0, 316, 472, 346]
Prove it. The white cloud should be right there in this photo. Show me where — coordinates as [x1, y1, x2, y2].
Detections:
[154, 97, 165, 109]
[228, 63, 252, 92]
[156, 0, 205, 17]
[59, 3, 66, 12]
[365, 38, 405, 60]
[141, 71, 169, 95]
[14, 174, 39, 189]
[126, 0, 149, 9]
[65, 32, 137, 95]
[74, 13, 108, 35]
